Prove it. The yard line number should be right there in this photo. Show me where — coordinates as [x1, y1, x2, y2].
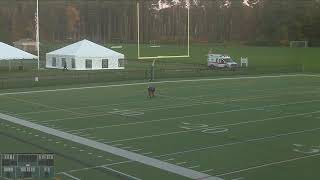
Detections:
[179, 122, 229, 134]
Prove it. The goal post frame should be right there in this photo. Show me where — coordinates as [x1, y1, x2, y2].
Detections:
[137, 0, 190, 60]
[289, 41, 308, 48]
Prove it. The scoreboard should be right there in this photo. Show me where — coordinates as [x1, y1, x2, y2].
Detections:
[1, 153, 54, 179]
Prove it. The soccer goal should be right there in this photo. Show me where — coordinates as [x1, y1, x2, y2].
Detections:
[137, 0, 190, 60]
[290, 41, 308, 48]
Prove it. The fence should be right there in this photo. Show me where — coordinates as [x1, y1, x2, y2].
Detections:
[0, 64, 304, 90]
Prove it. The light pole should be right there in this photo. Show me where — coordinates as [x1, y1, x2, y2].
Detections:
[36, 0, 40, 70]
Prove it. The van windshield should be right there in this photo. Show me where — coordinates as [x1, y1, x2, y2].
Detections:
[223, 58, 233, 63]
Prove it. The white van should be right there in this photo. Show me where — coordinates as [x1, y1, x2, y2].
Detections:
[207, 54, 238, 69]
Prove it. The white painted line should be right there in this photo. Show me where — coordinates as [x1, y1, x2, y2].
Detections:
[156, 127, 320, 158]
[164, 158, 175, 162]
[141, 152, 153, 155]
[79, 150, 84, 152]
[113, 143, 123, 146]
[0, 74, 313, 96]
[71, 146, 76, 149]
[60, 172, 81, 180]
[188, 165, 201, 169]
[67, 99, 320, 132]
[132, 149, 143, 152]
[0, 112, 223, 180]
[176, 162, 187, 165]
[40, 89, 317, 125]
[216, 153, 320, 177]
[4, 96, 83, 116]
[101, 166, 142, 180]
[88, 153, 93, 155]
[231, 178, 244, 180]
[202, 169, 214, 173]
[122, 146, 132, 149]
[97, 110, 320, 144]
[98, 156, 103, 158]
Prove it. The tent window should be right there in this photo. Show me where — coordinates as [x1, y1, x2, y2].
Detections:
[118, 59, 125, 67]
[52, 57, 56, 67]
[62, 58, 66, 68]
[86, 59, 92, 69]
[102, 59, 108, 68]
[71, 59, 75, 68]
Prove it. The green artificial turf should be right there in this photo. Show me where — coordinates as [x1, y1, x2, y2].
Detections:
[0, 74, 320, 179]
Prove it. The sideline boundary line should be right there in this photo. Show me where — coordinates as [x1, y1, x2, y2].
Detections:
[0, 74, 318, 96]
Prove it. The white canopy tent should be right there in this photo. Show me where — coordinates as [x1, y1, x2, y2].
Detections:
[46, 39, 125, 70]
[0, 42, 38, 71]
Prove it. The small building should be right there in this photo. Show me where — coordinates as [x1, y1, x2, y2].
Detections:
[46, 39, 125, 70]
[13, 39, 37, 53]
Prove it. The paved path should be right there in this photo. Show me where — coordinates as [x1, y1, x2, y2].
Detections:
[0, 113, 222, 180]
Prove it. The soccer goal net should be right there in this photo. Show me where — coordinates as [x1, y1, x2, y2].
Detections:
[290, 41, 308, 48]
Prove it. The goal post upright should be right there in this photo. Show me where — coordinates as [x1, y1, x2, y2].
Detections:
[137, 0, 140, 59]
[187, 0, 190, 57]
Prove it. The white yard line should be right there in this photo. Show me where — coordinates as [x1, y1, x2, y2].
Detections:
[102, 110, 320, 143]
[60, 172, 81, 180]
[4, 96, 83, 116]
[100, 166, 142, 180]
[16, 84, 319, 116]
[66, 99, 320, 132]
[215, 153, 320, 177]
[176, 162, 187, 165]
[24, 88, 319, 124]
[1, 74, 318, 97]
[202, 169, 214, 173]
[188, 165, 201, 169]
[53, 126, 320, 175]
[0, 112, 220, 180]
[156, 127, 320, 158]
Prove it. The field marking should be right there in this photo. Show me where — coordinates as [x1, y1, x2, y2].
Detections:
[164, 158, 175, 162]
[35, 92, 283, 124]
[0, 113, 220, 180]
[132, 149, 143, 152]
[189, 165, 201, 169]
[215, 153, 320, 177]
[59, 127, 320, 175]
[15, 85, 319, 116]
[202, 169, 214, 173]
[100, 166, 142, 180]
[176, 162, 187, 165]
[4, 96, 83, 116]
[0, 74, 317, 97]
[156, 127, 320, 158]
[60, 172, 81, 180]
[66, 99, 320, 132]
[20, 86, 320, 124]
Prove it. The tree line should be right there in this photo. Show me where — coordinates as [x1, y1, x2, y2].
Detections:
[0, 0, 319, 46]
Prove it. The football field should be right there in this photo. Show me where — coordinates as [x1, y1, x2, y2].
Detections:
[1, 74, 320, 180]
